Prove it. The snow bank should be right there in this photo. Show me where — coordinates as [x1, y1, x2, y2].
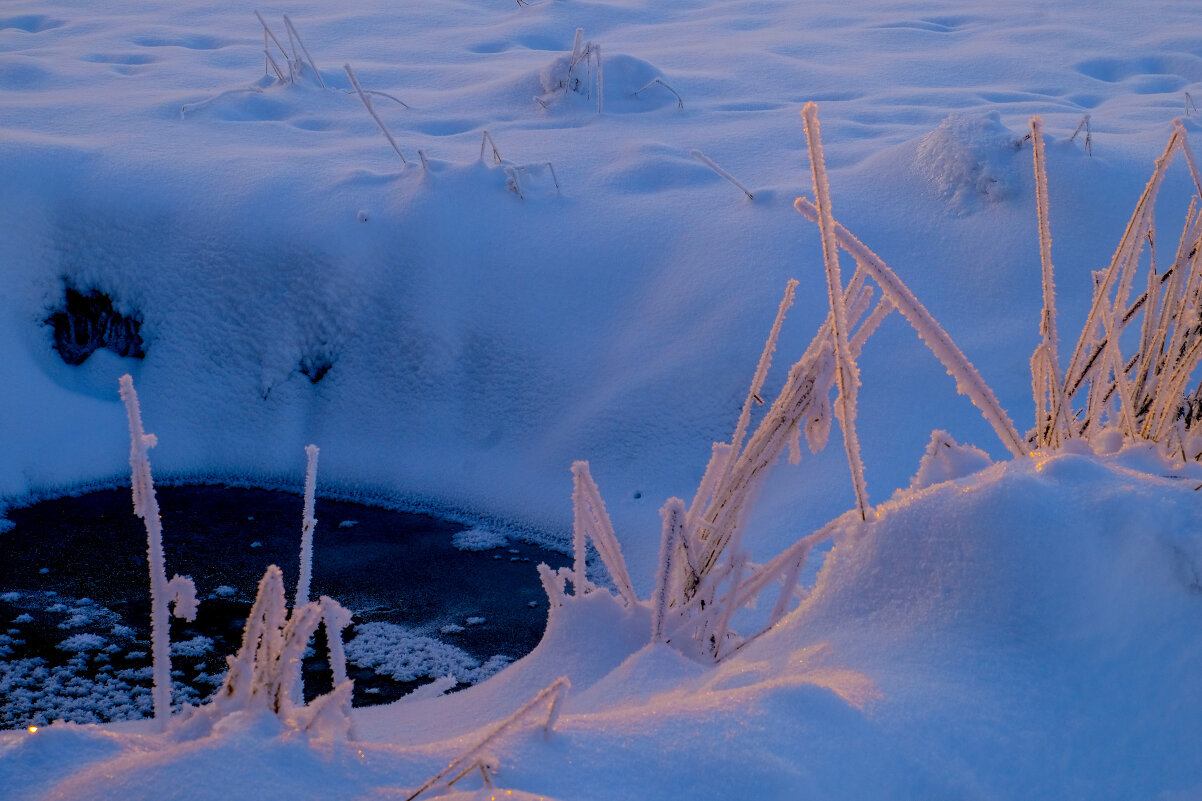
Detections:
[6, 452, 1202, 799]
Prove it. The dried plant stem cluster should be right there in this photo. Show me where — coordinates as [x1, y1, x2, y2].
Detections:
[1032, 117, 1202, 456]
[119, 375, 351, 733]
[560, 104, 1027, 662]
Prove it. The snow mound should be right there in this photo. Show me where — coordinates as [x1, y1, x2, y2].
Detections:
[905, 429, 993, 492]
[914, 112, 1023, 214]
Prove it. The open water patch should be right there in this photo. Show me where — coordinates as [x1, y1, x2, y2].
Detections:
[0, 485, 568, 729]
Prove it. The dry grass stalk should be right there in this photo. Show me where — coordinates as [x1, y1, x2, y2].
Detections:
[404, 677, 570, 801]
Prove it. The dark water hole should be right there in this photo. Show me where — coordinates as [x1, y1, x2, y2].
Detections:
[0, 486, 568, 729]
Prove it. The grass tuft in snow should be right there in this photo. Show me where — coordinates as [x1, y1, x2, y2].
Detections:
[561, 104, 1028, 664]
[1048, 121, 1202, 457]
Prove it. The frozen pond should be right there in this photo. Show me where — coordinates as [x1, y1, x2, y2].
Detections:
[0, 486, 568, 728]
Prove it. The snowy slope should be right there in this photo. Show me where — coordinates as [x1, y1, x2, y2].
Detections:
[3, 0, 1202, 798]
[3, 0, 1202, 558]
[5, 450, 1202, 800]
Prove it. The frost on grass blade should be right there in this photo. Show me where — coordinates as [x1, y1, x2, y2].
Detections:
[190, 566, 354, 739]
[295, 444, 320, 609]
[570, 462, 637, 605]
[404, 677, 570, 801]
[801, 102, 869, 519]
[345, 63, 407, 164]
[1051, 122, 1202, 450]
[1028, 116, 1069, 448]
[119, 374, 197, 730]
[690, 149, 754, 200]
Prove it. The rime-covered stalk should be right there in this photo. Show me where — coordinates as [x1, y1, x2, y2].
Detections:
[1061, 127, 1181, 412]
[282, 15, 326, 88]
[795, 197, 1027, 457]
[651, 498, 686, 643]
[571, 462, 637, 604]
[345, 63, 407, 163]
[725, 279, 798, 476]
[632, 78, 684, 109]
[690, 149, 755, 200]
[1175, 118, 1202, 197]
[1030, 116, 1068, 447]
[255, 11, 292, 82]
[119, 375, 197, 728]
[404, 677, 570, 801]
[537, 563, 568, 607]
[216, 565, 351, 729]
[802, 102, 869, 518]
[570, 464, 592, 595]
[481, 130, 502, 164]
[295, 444, 320, 609]
[320, 596, 352, 687]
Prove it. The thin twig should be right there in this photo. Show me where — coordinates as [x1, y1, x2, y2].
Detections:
[632, 77, 684, 109]
[283, 15, 327, 89]
[481, 130, 502, 164]
[690, 149, 754, 200]
[1070, 114, 1092, 157]
[344, 63, 407, 163]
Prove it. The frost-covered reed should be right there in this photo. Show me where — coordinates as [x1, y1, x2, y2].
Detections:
[632, 77, 684, 109]
[565, 28, 603, 113]
[404, 676, 570, 801]
[254, 11, 324, 87]
[1036, 119, 1202, 455]
[690, 149, 754, 200]
[210, 565, 354, 735]
[294, 444, 320, 609]
[118, 375, 198, 729]
[555, 104, 1028, 663]
[346, 63, 407, 163]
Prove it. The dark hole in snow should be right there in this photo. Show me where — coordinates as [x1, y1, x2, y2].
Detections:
[299, 354, 333, 384]
[46, 287, 145, 366]
[0, 485, 569, 729]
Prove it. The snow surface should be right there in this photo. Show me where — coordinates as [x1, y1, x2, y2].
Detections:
[2, 0, 1202, 797]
